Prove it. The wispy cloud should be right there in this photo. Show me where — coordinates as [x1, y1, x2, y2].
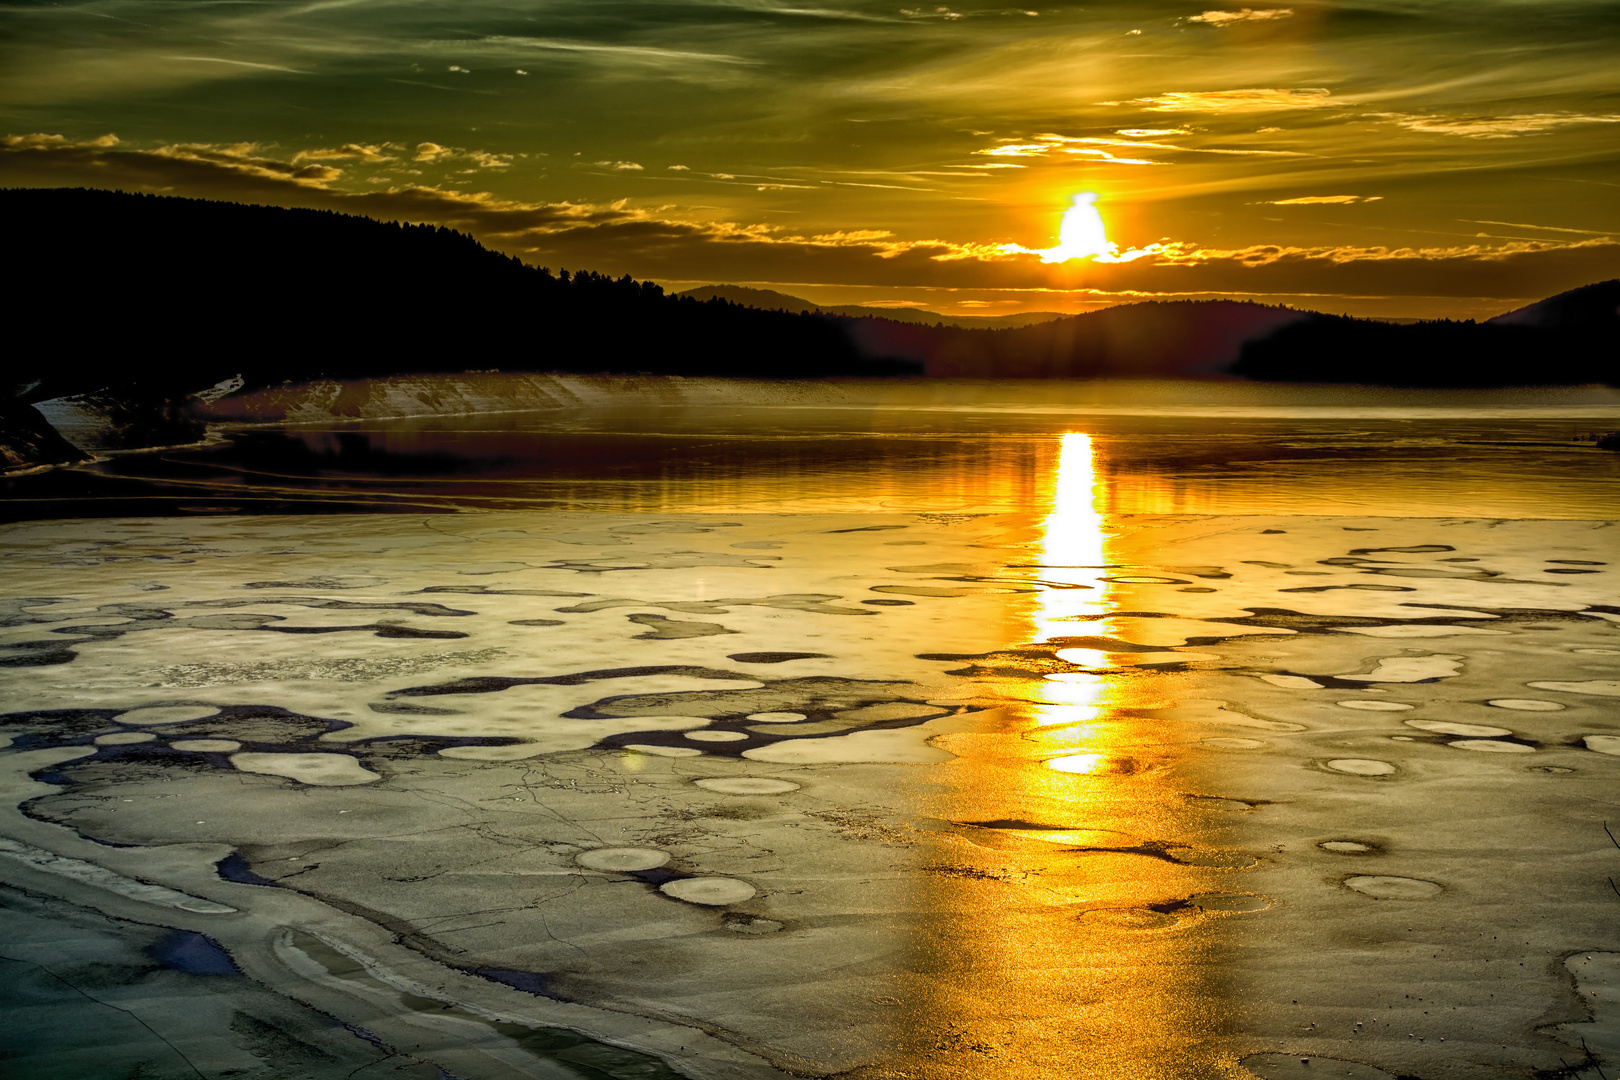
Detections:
[1389, 113, 1620, 138]
[1187, 8, 1293, 25]
[476, 36, 757, 66]
[1115, 88, 1334, 113]
[162, 56, 312, 75]
[293, 143, 396, 163]
[1268, 194, 1381, 205]
[974, 132, 1304, 163]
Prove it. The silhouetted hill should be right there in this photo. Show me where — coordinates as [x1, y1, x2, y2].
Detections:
[4, 187, 915, 408]
[1487, 279, 1620, 332]
[678, 284, 1067, 329]
[855, 299, 1309, 378]
[1232, 282, 1616, 387]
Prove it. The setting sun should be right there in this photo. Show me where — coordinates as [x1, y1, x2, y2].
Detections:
[1041, 192, 1116, 263]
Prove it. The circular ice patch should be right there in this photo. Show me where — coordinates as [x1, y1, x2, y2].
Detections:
[170, 739, 241, 753]
[1405, 719, 1512, 738]
[1584, 735, 1620, 756]
[1203, 738, 1264, 749]
[114, 705, 219, 726]
[1320, 840, 1373, 853]
[230, 752, 380, 786]
[685, 730, 749, 742]
[1326, 759, 1396, 776]
[693, 777, 801, 795]
[1449, 739, 1533, 753]
[94, 732, 156, 746]
[1336, 700, 1414, 712]
[1344, 875, 1441, 899]
[576, 848, 669, 872]
[748, 712, 806, 723]
[660, 877, 756, 906]
[1486, 699, 1565, 711]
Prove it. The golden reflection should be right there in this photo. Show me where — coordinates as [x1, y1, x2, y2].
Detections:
[893, 429, 1237, 1079]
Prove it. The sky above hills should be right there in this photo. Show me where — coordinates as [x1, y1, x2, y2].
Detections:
[3, 0, 1617, 317]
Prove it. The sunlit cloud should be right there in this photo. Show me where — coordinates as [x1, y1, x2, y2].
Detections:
[1187, 8, 1293, 25]
[1116, 129, 1189, 137]
[1389, 113, 1620, 138]
[1268, 194, 1381, 205]
[1116, 88, 1334, 112]
[414, 142, 453, 163]
[293, 143, 397, 163]
[597, 160, 645, 171]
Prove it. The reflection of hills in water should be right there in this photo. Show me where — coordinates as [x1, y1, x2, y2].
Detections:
[7, 380, 1620, 520]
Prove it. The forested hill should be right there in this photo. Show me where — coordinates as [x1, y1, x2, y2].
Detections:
[5, 187, 914, 405]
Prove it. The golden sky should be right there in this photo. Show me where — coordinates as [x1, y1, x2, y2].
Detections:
[3, 0, 1618, 316]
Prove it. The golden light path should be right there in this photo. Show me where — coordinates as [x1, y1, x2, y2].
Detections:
[900, 431, 1234, 1079]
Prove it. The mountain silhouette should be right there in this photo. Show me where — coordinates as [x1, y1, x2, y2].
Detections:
[677, 285, 1068, 330]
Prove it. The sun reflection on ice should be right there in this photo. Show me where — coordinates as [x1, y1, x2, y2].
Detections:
[1030, 432, 1114, 741]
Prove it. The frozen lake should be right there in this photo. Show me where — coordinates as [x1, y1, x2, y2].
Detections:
[1, 381, 1617, 1080]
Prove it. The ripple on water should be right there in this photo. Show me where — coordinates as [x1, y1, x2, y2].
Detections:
[1486, 698, 1565, 711]
[1319, 840, 1374, 853]
[1529, 681, 1620, 697]
[1336, 700, 1414, 712]
[661, 878, 756, 906]
[1203, 738, 1265, 749]
[1405, 719, 1513, 737]
[624, 744, 704, 757]
[577, 848, 670, 872]
[1584, 735, 1620, 756]
[685, 730, 749, 742]
[694, 777, 801, 795]
[170, 739, 241, 753]
[114, 705, 219, 726]
[1344, 875, 1442, 899]
[1242, 1053, 1395, 1079]
[748, 712, 807, 723]
[1325, 759, 1396, 776]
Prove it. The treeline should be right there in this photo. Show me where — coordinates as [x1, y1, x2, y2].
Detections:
[1231, 287, 1618, 387]
[5, 187, 915, 407]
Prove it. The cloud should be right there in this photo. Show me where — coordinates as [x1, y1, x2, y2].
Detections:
[1390, 113, 1620, 138]
[973, 132, 1303, 163]
[414, 142, 453, 163]
[293, 143, 397, 163]
[1268, 195, 1381, 205]
[3, 132, 1615, 306]
[1118, 88, 1334, 113]
[668, 164, 690, 170]
[1187, 8, 1293, 25]
[596, 160, 644, 171]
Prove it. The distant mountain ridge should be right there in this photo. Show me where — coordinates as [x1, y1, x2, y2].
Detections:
[677, 284, 1069, 330]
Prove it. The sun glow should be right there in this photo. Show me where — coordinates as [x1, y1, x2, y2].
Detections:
[1040, 192, 1117, 263]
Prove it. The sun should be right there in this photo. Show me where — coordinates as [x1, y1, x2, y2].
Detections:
[1040, 192, 1116, 263]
